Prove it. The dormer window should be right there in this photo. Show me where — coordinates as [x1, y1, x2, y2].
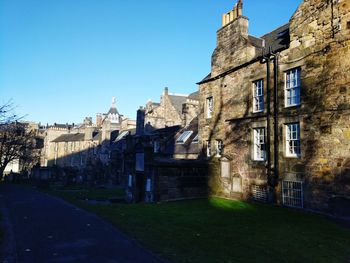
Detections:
[176, 131, 193, 144]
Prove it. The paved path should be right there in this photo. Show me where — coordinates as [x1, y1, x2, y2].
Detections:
[0, 184, 165, 263]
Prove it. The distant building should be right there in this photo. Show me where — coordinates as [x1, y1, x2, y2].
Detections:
[41, 97, 136, 173]
[144, 87, 199, 131]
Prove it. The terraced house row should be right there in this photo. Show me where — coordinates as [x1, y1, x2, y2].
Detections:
[196, 0, 350, 216]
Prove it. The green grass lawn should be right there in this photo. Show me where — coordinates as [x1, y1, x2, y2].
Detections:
[47, 189, 350, 263]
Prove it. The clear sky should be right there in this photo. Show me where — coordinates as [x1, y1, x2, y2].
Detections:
[0, 0, 302, 125]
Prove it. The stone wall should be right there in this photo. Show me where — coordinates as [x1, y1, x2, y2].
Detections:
[199, 0, 350, 216]
[151, 161, 208, 201]
[144, 88, 187, 130]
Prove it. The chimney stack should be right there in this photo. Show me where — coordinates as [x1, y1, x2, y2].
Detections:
[136, 107, 145, 136]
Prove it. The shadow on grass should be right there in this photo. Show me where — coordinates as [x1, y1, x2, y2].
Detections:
[71, 197, 350, 263]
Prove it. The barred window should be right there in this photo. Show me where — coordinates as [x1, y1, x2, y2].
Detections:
[253, 79, 264, 112]
[285, 68, 301, 107]
[253, 128, 266, 161]
[286, 123, 301, 157]
[282, 180, 303, 208]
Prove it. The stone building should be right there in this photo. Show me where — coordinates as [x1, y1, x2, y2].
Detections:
[120, 88, 205, 202]
[144, 87, 199, 131]
[123, 109, 206, 203]
[198, 0, 350, 216]
[41, 98, 136, 172]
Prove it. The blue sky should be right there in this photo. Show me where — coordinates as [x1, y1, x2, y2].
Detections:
[0, 0, 301, 124]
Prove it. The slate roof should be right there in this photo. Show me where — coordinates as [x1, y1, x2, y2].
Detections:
[168, 95, 188, 115]
[151, 125, 181, 135]
[107, 106, 119, 115]
[261, 23, 290, 53]
[198, 23, 290, 83]
[163, 117, 199, 155]
[248, 35, 264, 48]
[52, 133, 85, 142]
[188, 91, 199, 100]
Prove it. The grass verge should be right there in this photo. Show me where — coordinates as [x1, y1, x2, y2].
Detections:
[47, 190, 350, 263]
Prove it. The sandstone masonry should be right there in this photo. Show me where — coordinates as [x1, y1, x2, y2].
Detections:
[198, 0, 350, 216]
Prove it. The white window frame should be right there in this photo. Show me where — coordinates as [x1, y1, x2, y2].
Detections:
[253, 128, 266, 161]
[285, 68, 301, 107]
[176, 131, 193, 144]
[253, 79, 264, 112]
[285, 123, 301, 157]
[215, 140, 223, 157]
[206, 140, 211, 157]
[206, 97, 213, 118]
[192, 134, 199, 144]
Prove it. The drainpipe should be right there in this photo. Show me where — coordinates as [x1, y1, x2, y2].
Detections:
[272, 52, 279, 197]
[262, 48, 272, 201]
[262, 48, 280, 203]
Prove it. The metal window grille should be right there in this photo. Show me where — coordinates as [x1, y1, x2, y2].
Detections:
[282, 180, 303, 208]
[251, 185, 268, 202]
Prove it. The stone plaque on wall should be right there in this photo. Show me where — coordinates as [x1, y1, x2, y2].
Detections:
[231, 176, 242, 193]
[220, 157, 231, 178]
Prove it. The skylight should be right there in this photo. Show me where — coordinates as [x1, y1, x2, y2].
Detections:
[115, 130, 129, 141]
[176, 131, 193, 144]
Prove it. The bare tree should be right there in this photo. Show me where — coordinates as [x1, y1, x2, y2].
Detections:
[0, 101, 37, 180]
[0, 100, 20, 124]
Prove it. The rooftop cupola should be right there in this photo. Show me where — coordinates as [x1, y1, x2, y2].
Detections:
[222, 0, 243, 27]
[105, 96, 121, 124]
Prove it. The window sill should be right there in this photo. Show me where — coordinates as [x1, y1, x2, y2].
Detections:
[252, 159, 266, 162]
[284, 104, 300, 109]
[284, 155, 301, 159]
